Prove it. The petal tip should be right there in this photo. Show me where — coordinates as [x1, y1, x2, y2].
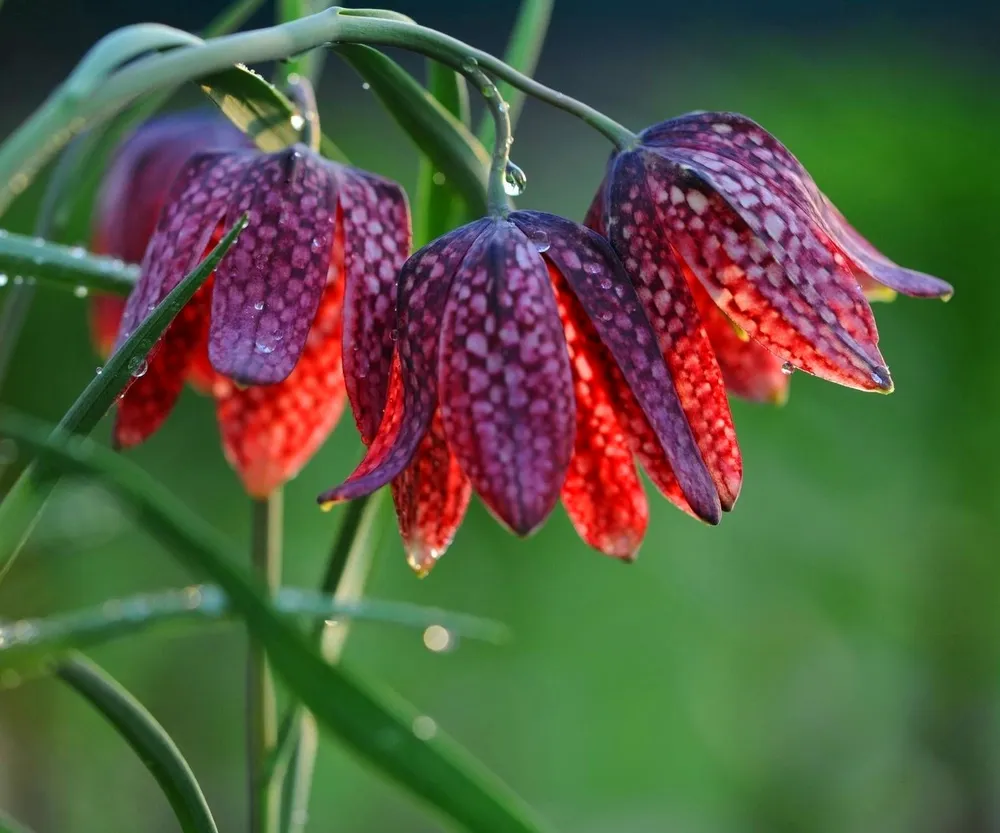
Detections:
[405, 541, 445, 578]
[870, 366, 894, 394]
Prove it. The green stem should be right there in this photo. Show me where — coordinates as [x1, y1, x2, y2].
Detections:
[274, 492, 385, 833]
[248, 490, 283, 833]
[463, 67, 512, 217]
[0, 7, 636, 215]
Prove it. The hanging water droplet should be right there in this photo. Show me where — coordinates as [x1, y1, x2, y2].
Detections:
[599, 277, 613, 291]
[432, 171, 446, 186]
[528, 228, 549, 253]
[422, 624, 456, 653]
[255, 333, 282, 355]
[253, 301, 265, 311]
[128, 356, 148, 378]
[361, 82, 371, 91]
[73, 285, 88, 298]
[502, 161, 527, 197]
[780, 361, 795, 376]
[68, 245, 86, 259]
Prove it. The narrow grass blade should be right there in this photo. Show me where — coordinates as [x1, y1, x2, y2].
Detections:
[335, 44, 489, 216]
[0, 216, 247, 583]
[0, 416, 550, 833]
[477, 0, 554, 149]
[57, 656, 218, 833]
[0, 232, 138, 296]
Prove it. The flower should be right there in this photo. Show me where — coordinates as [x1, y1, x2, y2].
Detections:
[89, 112, 251, 358]
[320, 211, 732, 574]
[107, 120, 410, 496]
[586, 111, 952, 400]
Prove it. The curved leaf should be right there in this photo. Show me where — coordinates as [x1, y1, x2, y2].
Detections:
[0, 232, 138, 295]
[335, 44, 489, 216]
[0, 414, 551, 833]
[0, 584, 508, 676]
[57, 657, 218, 833]
[0, 216, 247, 583]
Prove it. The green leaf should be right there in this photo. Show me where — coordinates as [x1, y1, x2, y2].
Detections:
[0, 216, 247, 584]
[335, 44, 490, 217]
[0, 584, 508, 676]
[0, 232, 138, 295]
[414, 62, 472, 245]
[56, 657, 219, 833]
[477, 0, 554, 149]
[0, 416, 551, 833]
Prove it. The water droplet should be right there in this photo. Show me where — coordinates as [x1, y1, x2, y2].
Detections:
[0, 274, 7, 287]
[95, 366, 103, 375]
[361, 82, 371, 91]
[73, 285, 88, 298]
[481, 85, 494, 99]
[502, 161, 527, 197]
[528, 229, 549, 253]
[780, 361, 795, 376]
[12, 276, 23, 285]
[499, 100, 510, 113]
[253, 301, 265, 311]
[432, 171, 446, 186]
[68, 245, 86, 259]
[310, 237, 323, 252]
[422, 624, 456, 653]
[600, 311, 613, 322]
[389, 328, 399, 342]
[255, 333, 282, 355]
[599, 278, 613, 291]
[290, 113, 305, 131]
[412, 715, 438, 740]
[583, 262, 601, 275]
[461, 56, 479, 73]
[31, 237, 44, 247]
[128, 356, 148, 378]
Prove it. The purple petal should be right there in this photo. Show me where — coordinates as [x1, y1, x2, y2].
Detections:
[437, 220, 575, 535]
[208, 146, 338, 385]
[337, 167, 412, 444]
[318, 221, 490, 503]
[512, 210, 722, 523]
[114, 151, 253, 350]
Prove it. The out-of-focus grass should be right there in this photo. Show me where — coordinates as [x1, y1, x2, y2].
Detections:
[1, 23, 998, 833]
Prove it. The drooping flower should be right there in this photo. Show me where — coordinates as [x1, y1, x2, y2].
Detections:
[587, 111, 951, 400]
[106, 119, 410, 496]
[89, 112, 251, 358]
[320, 211, 736, 573]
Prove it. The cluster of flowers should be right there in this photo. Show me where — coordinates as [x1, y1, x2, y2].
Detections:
[92, 110, 951, 573]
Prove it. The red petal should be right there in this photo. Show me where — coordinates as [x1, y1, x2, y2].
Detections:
[216, 265, 346, 497]
[113, 284, 210, 448]
[605, 151, 742, 511]
[338, 168, 412, 444]
[318, 221, 489, 505]
[437, 221, 575, 536]
[688, 274, 789, 404]
[551, 265, 647, 558]
[390, 410, 471, 576]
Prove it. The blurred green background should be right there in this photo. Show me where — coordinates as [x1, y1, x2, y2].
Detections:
[2, 1, 1000, 831]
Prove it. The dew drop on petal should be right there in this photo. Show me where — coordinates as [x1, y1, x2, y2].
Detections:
[502, 161, 527, 197]
[389, 328, 399, 342]
[781, 361, 795, 376]
[599, 277, 613, 291]
[528, 228, 549, 253]
[253, 301, 265, 311]
[255, 333, 282, 355]
[583, 262, 601, 275]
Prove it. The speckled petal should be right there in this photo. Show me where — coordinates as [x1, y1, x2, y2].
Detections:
[550, 264, 647, 557]
[338, 168, 412, 444]
[818, 195, 953, 299]
[514, 210, 723, 521]
[113, 152, 251, 351]
[438, 221, 575, 536]
[689, 274, 789, 404]
[643, 146, 891, 391]
[208, 145, 338, 385]
[318, 221, 489, 505]
[604, 151, 742, 512]
[113, 284, 212, 448]
[217, 253, 347, 497]
[391, 410, 471, 576]
[641, 112, 953, 300]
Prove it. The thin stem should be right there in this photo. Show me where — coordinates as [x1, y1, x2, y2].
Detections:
[247, 489, 283, 833]
[463, 66, 512, 217]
